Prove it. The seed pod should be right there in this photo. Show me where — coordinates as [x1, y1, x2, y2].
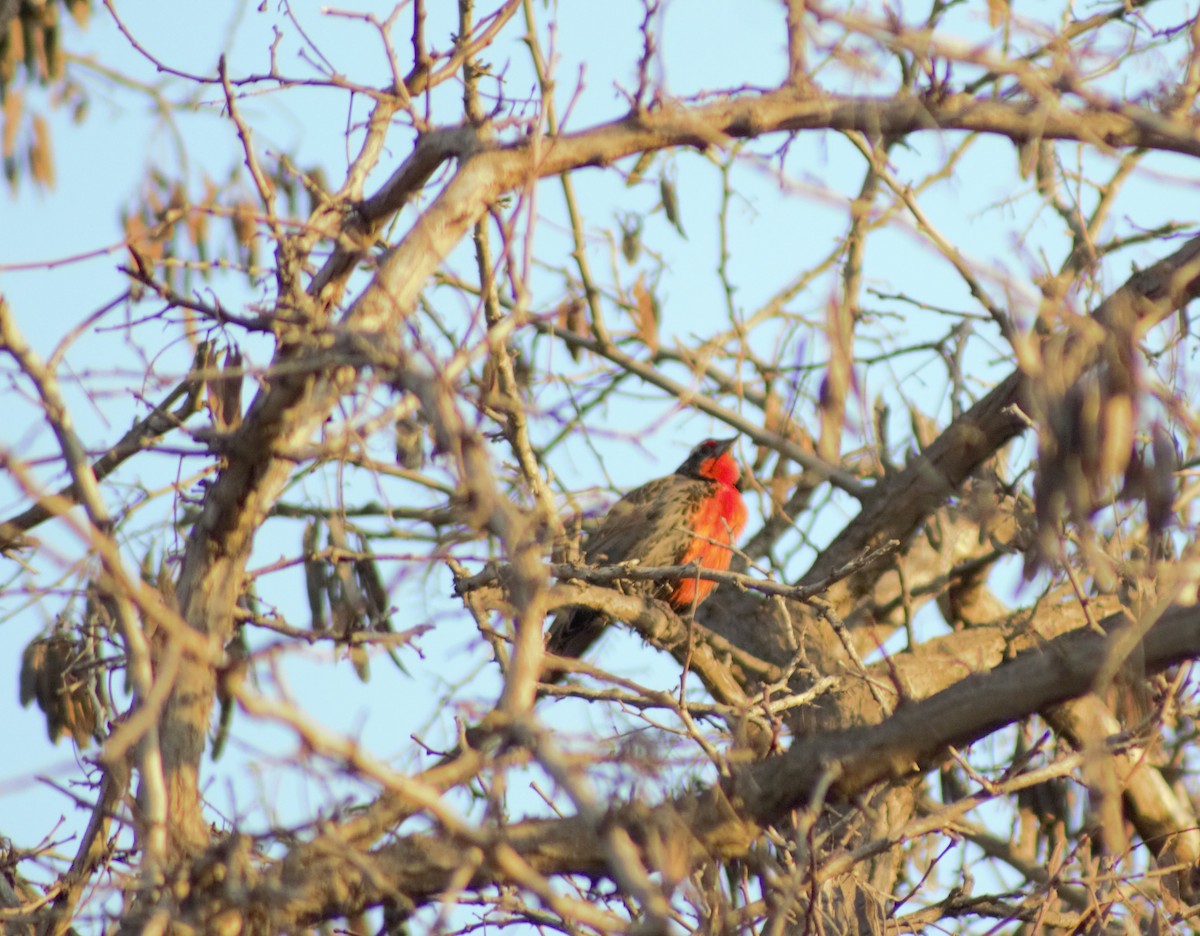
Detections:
[660, 175, 685, 238]
[303, 519, 327, 632]
[20, 632, 99, 747]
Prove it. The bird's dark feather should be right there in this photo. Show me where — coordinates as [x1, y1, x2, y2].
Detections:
[544, 474, 714, 667]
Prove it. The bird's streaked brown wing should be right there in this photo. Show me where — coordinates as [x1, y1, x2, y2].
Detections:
[582, 475, 712, 580]
[544, 474, 712, 671]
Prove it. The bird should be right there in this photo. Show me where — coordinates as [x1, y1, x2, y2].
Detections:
[545, 437, 747, 677]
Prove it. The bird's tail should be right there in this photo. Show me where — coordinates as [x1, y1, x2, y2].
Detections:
[543, 608, 609, 682]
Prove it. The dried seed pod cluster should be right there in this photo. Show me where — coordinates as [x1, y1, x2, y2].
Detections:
[19, 632, 100, 747]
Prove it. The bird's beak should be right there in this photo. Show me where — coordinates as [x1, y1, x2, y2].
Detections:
[713, 437, 737, 456]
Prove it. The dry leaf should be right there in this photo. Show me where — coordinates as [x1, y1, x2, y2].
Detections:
[303, 519, 327, 632]
[987, 0, 1010, 30]
[67, 0, 90, 29]
[620, 215, 642, 263]
[328, 517, 369, 681]
[207, 346, 244, 431]
[554, 296, 587, 361]
[631, 273, 658, 353]
[816, 299, 855, 464]
[394, 414, 425, 470]
[625, 150, 654, 187]
[20, 632, 99, 747]
[44, 17, 60, 82]
[3, 89, 22, 164]
[660, 175, 685, 237]
[231, 199, 256, 245]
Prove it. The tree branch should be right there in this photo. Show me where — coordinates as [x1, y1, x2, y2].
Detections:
[204, 601, 1200, 929]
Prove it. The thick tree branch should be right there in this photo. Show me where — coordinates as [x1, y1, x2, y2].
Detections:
[202, 601, 1200, 929]
[138, 8, 1200, 885]
[741, 604, 1200, 820]
[702, 229, 1200, 681]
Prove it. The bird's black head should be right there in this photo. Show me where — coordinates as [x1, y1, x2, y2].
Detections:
[676, 437, 739, 483]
